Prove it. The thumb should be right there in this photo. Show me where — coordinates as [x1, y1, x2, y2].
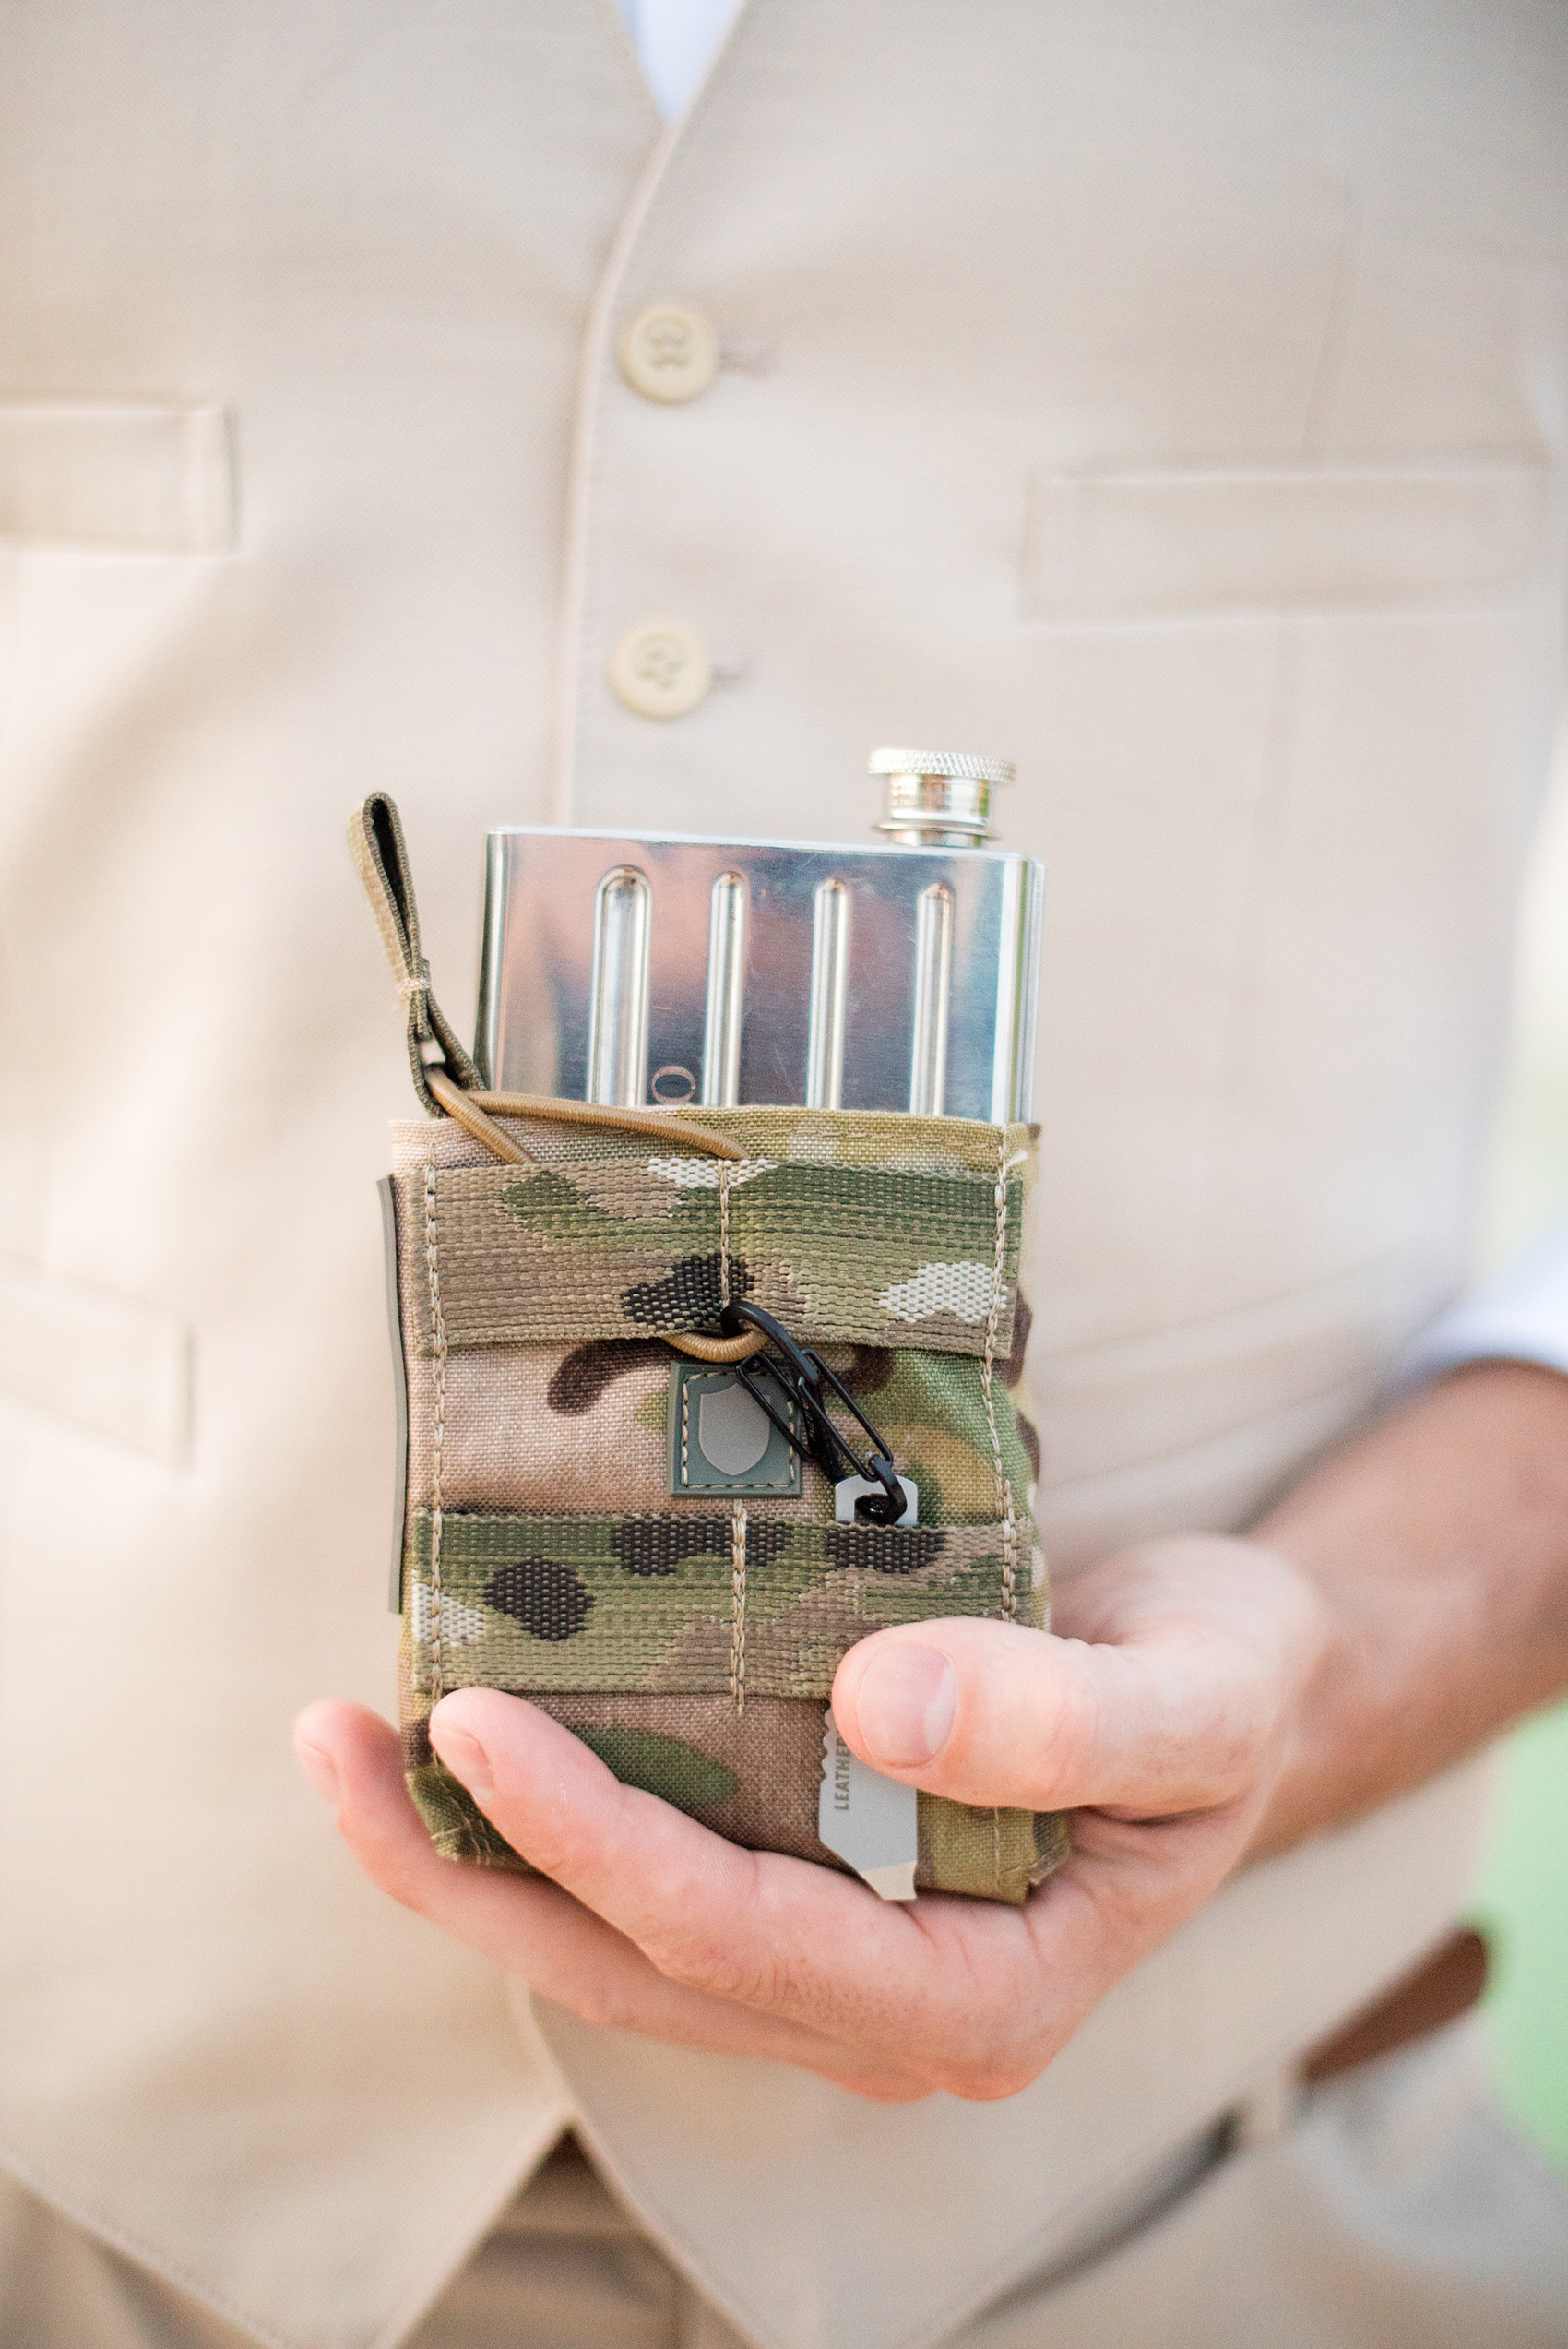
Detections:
[830, 1546, 1313, 1816]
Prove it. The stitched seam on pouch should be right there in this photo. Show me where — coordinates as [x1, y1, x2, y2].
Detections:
[718, 1161, 732, 1306]
[424, 1150, 448, 1705]
[730, 1499, 747, 1715]
[981, 1129, 1020, 1627]
[981, 1135, 1024, 1892]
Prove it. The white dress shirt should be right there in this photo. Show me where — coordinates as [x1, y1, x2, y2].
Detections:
[615, 0, 746, 121]
[1400, 1214, 1568, 1386]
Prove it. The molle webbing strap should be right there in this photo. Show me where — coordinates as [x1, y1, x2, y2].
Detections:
[349, 792, 481, 1115]
[405, 1510, 1031, 1699]
[396, 1152, 1027, 1358]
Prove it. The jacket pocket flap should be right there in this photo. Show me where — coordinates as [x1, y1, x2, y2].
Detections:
[0, 399, 234, 553]
[1024, 459, 1554, 619]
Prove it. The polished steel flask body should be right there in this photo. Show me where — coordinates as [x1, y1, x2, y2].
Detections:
[477, 833, 1044, 1123]
[475, 758, 1044, 1124]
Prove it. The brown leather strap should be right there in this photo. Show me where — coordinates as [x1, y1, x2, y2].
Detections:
[1301, 1926, 1488, 2085]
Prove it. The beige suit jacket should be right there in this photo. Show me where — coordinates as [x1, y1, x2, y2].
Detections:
[0, 5, 1564, 2346]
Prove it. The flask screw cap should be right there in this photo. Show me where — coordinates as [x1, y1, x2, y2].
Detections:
[869, 747, 1014, 847]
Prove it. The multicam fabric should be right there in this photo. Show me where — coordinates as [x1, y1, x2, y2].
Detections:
[388, 1103, 1066, 1904]
[407, 1512, 1038, 1699]
[418, 1147, 1025, 1356]
[403, 1695, 1070, 1904]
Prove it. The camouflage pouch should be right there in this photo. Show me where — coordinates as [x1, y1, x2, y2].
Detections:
[355, 795, 1069, 1904]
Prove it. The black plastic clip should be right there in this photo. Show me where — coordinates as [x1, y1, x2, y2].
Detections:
[719, 1301, 908, 1525]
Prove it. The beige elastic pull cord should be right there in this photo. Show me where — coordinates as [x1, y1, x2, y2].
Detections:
[665, 1326, 766, 1365]
[424, 1068, 536, 1166]
[465, 1089, 743, 1163]
[350, 794, 765, 1360]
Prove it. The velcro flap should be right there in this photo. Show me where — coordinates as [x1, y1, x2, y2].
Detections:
[407, 1146, 1026, 1358]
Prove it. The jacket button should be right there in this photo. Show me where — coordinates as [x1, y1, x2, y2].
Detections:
[608, 623, 711, 718]
[617, 304, 720, 403]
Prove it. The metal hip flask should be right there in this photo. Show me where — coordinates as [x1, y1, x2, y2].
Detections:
[475, 749, 1045, 1123]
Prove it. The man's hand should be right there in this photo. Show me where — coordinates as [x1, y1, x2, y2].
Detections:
[296, 1361, 1568, 2098]
[294, 1535, 1326, 2103]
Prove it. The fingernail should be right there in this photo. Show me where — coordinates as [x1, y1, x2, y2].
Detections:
[430, 1713, 493, 1801]
[295, 1739, 340, 1809]
[853, 1645, 956, 1769]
